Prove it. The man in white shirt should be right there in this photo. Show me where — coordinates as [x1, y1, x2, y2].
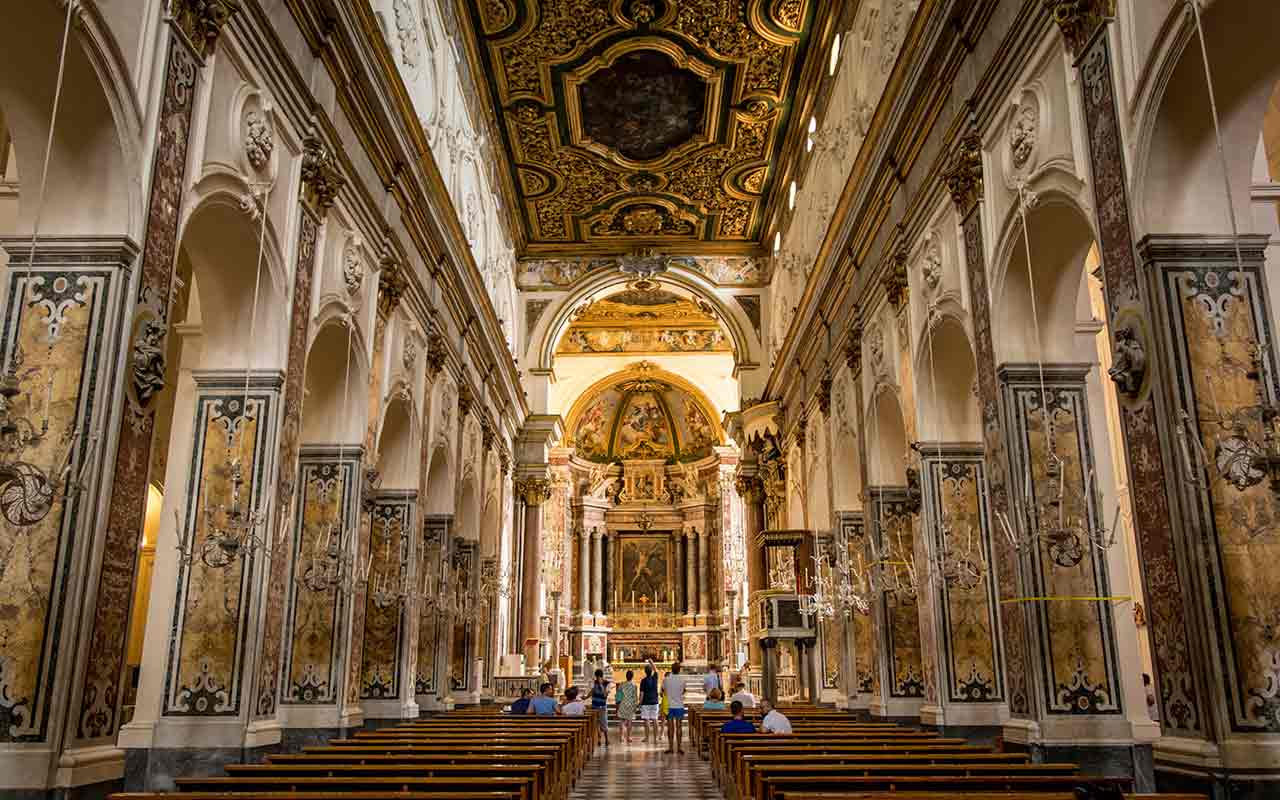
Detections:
[729, 682, 756, 709]
[662, 661, 687, 754]
[760, 700, 793, 734]
[560, 686, 587, 717]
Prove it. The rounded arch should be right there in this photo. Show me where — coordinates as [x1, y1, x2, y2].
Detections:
[866, 383, 908, 485]
[0, 2, 139, 238]
[991, 191, 1097, 365]
[376, 391, 417, 489]
[1134, 0, 1280, 237]
[301, 319, 369, 444]
[178, 195, 289, 371]
[424, 443, 453, 515]
[530, 267, 760, 370]
[915, 307, 981, 442]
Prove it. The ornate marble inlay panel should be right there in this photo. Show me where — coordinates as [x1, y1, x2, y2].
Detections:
[461, 0, 826, 252]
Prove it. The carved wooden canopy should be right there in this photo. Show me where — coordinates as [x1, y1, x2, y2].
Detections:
[460, 0, 828, 255]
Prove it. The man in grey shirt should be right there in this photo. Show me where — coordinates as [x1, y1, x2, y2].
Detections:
[662, 661, 687, 754]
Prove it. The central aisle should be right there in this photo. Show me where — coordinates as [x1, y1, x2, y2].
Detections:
[570, 737, 725, 800]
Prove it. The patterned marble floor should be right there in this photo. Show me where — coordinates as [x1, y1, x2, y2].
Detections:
[569, 732, 725, 799]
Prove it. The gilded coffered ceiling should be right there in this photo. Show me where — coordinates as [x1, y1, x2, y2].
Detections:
[460, 0, 829, 255]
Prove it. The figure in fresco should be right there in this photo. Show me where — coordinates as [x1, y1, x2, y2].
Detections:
[575, 395, 612, 458]
[617, 394, 670, 456]
[684, 399, 715, 452]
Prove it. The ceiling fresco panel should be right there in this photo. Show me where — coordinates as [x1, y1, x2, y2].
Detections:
[460, 0, 826, 255]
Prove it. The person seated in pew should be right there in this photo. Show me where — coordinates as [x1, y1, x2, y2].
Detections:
[703, 687, 727, 710]
[759, 700, 792, 734]
[720, 700, 756, 734]
[529, 682, 558, 716]
[510, 687, 534, 715]
[729, 682, 756, 708]
[561, 686, 587, 717]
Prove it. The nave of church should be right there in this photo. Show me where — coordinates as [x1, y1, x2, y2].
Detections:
[2, 0, 1280, 799]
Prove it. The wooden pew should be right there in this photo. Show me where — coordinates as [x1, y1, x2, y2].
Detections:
[733, 751, 1032, 797]
[744, 761, 1082, 800]
[223, 761, 552, 800]
[756, 774, 1134, 800]
[112, 793, 521, 800]
[173, 774, 536, 800]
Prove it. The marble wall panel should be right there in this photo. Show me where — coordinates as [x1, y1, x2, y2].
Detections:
[922, 453, 1002, 703]
[449, 540, 476, 692]
[281, 450, 359, 704]
[871, 493, 924, 699]
[163, 376, 280, 717]
[416, 516, 451, 696]
[1002, 367, 1121, 716]
[1155, 250, 1280, 732]
[0, 252, 127, 741]
[360, 494, 413, 698]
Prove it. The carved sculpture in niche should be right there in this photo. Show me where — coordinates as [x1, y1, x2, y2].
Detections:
[243, 109, 274, 171]
[343, 240, 364, 295]
[131, 320, 167, 409]
[1107, 325, 1147, 400]
[403, 337, 418, 371]
[1008, 95, 1039, 171]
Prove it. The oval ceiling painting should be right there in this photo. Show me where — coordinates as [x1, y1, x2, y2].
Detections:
[569, 364, 722, 464]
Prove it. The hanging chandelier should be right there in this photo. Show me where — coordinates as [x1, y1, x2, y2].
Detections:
[175, 454, 269, 570]
[1168, 0, 1280, 503]
[369, 508, 410, 610]
[992, 183, 1121, 568]
[0, 2, 99, 531]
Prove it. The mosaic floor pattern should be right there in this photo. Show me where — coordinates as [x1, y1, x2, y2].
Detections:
[569, 733, 725, 800]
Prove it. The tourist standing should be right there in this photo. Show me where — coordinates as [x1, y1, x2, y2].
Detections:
[616, 670, 639, 744]
[590, 668, 611, 748]
[638, 662, 660, 743]
[760, 700, 793, 733]
[663, 661, 688, 754]
[703, 661, 722, 698]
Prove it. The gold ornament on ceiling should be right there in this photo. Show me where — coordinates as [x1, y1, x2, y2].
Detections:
[461, 0, 826, 255]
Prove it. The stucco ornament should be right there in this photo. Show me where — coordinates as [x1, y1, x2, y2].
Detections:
[393, 0, 420, 69]
[867, 326, 886, 376]
[403, 338, 418, 371]
[244, 109, 274, 170]
[1107, 325, 1146, 399]
[342, 241, 364, 295]
[1009, 98, 1039, 170]
[921, 232, 942, 291]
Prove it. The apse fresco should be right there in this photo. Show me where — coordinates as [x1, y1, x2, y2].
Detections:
[557, 287, 733, 355]
[517, 256, 767, 288]
[1006, 372, 1120, 716]
[1163, 263, 1280, 732]
[559, 327, 729, 353]
[569, 372, 722, 463]
[167, 388, 275, 717]
[0, 268, 107, 741]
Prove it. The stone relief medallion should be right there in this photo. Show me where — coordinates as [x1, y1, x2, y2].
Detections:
[342, 240, 364, 295]
[1005, 88, 1042, 184]
[920, 230, 942, 292]
[867, 325, 886, 376]
[243, 109, 274, 172]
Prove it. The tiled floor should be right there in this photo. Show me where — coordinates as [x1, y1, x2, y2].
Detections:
[570, 730, 724, 799]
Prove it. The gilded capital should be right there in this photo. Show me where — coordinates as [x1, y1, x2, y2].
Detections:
[844, 320, 863, 374]
[734, 473, 764, 504]
[425, 327, 447, 379]
[944, 131, 984, 214]
[816, 374, 832, 415]
[376, 253, 408, 316]
[883, 238, 909, 310]
[516, 477, 553, 506]
[301, 134, 346, 211]
[170, 0, 241, 61]
[1044, 0, 1115, 55]
[458, 383, 475, 419]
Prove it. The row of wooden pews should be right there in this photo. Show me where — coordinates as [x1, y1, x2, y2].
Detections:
[690, 704, 1204, 800]
[110, 708, 592, 800]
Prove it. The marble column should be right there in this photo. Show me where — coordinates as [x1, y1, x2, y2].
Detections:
[675, 534, 687, 613]
[697, 528, 711, 620]
[685, 529, 698, 617]
[590, 527, 604, 617]
[516, 477, 551, 667]
[578, 527, 591, 617]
